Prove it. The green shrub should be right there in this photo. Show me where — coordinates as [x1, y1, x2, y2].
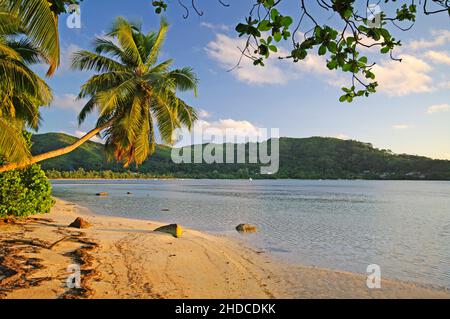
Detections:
[0, 132, 55, 218]
[0, 164, 55, 218]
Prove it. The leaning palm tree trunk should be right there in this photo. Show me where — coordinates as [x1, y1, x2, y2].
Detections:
[0, 119, 114, 173]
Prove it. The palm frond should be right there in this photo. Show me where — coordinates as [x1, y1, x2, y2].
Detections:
[94, 37, 137, 67]
[7, 38, 46, 64]
[108, 17, 143, 67]
[168, 67, 199, 96]
[77, 97, 96, 125]
[133, 109, 151, 165]
[95, 78, 137, 117]
[71, 50, 127, 73]
[0, 117, 30, 163]
[145, 17, 169, 69]
[78, 71, 132, 99]
[11, 93, 43, 129]
[0, 41, 21, 60]
[174, 97, 198, 130]
[8, 0, 60, 76]
[152, 94, 180, 144]
[0, 10, 21, 35]
[149, 59, 173, 74]
[0, 58, 42, 97]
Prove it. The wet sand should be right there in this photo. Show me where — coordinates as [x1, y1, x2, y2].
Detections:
[1, 198, 449, 299]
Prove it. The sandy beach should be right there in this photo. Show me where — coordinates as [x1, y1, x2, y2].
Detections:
[0, 198, 449, 299]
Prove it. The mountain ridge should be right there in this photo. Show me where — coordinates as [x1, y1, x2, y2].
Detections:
[31, 133, 450, 180]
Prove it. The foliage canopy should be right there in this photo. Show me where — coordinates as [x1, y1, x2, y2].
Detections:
[151, 0, 449, 101]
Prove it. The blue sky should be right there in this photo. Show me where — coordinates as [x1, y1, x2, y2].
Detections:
[37, 0, 450, 159]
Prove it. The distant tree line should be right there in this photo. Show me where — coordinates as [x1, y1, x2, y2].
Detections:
[38, 134, 450, 181]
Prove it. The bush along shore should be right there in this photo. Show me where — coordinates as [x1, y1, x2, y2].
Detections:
[0, 133, 54, 218]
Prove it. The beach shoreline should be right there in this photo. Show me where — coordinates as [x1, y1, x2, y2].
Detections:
[1, 198, 449, 299]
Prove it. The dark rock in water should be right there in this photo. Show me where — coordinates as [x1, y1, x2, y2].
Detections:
[96, 192, 108, 196]
[154, 224, 183, 238]
[236, 224, 258, 233]
[69, 217, 91, 229]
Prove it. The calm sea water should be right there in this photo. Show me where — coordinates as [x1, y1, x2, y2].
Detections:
[51, 179, 450, 288]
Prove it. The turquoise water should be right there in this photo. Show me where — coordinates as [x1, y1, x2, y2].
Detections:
[52, 179, 450, 288]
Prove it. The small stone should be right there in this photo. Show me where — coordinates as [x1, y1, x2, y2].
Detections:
[235, 224, 258, 233]
[96, 192, 108, 196]
[154, 224, 183, 238]
[69, 217, 91, 229]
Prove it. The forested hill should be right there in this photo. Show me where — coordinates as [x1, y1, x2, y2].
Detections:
[31, 133, 450, 180]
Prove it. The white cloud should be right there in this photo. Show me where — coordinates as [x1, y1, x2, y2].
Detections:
[32, 43, 82, 75]
[427, 103, 450, 114]
[198, 109, 211, 119]
[392, 124, 410, 130]
[52, 93, 86, 112]
[372, 55, 434, 96]
[335, 134, 349, 140]
[291, 53, 346, 87]
[174, 118, 271, 146]
[440, 81, 450, 89]
[196, 118, 265, 142]
[200, 22, 230, 31]
[74, 130, 103, 144]
[205, 33, 344, 86]
[425, 50, 450, 65]
[205, 34, 292, 85]
[58, 130, 103, 144]
[408, 29, 450, 50]
[58, 43, 82, 73]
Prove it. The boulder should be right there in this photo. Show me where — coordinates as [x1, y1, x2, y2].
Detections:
[96, 192, 108, 196]
[236, 224, 258, 233]
[69, 217, 91, 229]
[154, 224, 183, 238]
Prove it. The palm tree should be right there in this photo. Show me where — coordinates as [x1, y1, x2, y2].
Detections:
[0, 17, 198, 172]
[0, 7, 52, 164]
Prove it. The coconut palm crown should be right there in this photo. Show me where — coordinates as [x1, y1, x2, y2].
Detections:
[72, 17, 198, 167]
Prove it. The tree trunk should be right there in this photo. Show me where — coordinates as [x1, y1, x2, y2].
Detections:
[0, 119, 114, 173]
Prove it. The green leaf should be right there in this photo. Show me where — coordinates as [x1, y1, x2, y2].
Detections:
[258, 20, 272, 31]
[273, 32, 282, 42]
[327, 42, 337, 53]
[358, 56, 368, 64]
[281, 16, 293, 28]
[342, 63, 352, 72]
[269, 45, 278, 52]
[318, 45, 327, 56]
[270, 8, 279, 21]
[327, 60, 337, 70]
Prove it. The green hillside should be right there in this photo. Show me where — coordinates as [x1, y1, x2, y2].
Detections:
[31, 133, 450, 180]
[31, 133, 173, 172]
